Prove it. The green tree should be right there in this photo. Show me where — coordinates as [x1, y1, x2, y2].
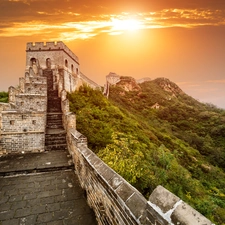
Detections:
[97, 132, 151, 190]
[0, 91, 8, 103]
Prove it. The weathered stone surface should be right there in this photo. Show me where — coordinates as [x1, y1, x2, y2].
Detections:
[66, 121, 216, 225]
[171, 202, 214, 225]
[0, 41, 99, 155]
[149, 185, 180, 213]
[0, 170, 97, 225]
[146, 204, 169, 225]
[126, 192, 147, 219]
[0, 150, 73, 175]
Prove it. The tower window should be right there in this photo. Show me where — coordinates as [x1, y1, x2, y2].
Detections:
[65, 59, 68, 67]
[30, 58, 36, 67]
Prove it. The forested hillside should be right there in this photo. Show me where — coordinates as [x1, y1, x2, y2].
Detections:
[68, 79, 225, 225]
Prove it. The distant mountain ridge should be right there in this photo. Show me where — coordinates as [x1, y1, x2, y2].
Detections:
[106, 73, 184, 97]
[108, 75, 204, 108]
[68, 77, 225, 224]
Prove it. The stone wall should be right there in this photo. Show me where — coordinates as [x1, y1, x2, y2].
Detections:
[26, 41, 100, 94]
[65, 123, 214, 225]
[26, 41, 79, 65]
[0, 68, 47, 154]
[0, 41, 100, 154]
[15, 95, 47, 112]
[24, 77, 47, 94]
[26, 42, 79, 78]
[0, 111, 45, 153]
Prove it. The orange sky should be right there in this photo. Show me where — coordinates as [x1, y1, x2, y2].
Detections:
[0, 0, 225, 108]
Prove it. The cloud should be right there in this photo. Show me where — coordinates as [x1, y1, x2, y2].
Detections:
[206, 79, 225, 84]
[1, 0, 225, 40]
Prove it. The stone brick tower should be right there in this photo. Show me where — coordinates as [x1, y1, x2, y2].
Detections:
[26, 41, 81, 93]
[0, 41, 100, 154]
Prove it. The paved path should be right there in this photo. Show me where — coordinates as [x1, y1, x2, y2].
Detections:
[0, 151, 97, 225]
[0, 151, 73, 175]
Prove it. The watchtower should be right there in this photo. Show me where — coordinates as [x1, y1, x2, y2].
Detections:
[0, 41, 100, 154]
[26, 41, 81, 93]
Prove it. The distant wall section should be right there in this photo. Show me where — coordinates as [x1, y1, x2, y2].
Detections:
[0, 74, 47, 154]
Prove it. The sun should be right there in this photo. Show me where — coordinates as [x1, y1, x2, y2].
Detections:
[111, 18, 142, 32]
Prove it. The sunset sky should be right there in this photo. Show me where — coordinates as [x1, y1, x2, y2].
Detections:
[0, 0, 225, 108]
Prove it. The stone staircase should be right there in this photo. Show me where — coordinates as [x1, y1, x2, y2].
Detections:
[44, 70, 67, 151]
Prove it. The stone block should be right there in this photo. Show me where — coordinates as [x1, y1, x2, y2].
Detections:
[149, 185, 180, 213]
[108, 174, 124, 190]
[171, 202, 214, 225]
[115, 182, 135, 202]
[146, 204, 169, 225]
[125, 192, 147, 220]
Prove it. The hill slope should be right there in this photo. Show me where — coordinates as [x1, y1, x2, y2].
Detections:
[68, 79, 225, 224]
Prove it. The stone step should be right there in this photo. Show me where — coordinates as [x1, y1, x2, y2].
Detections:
[48, 102, 61, 106]
[47, 124, 64, 129]
[45, 144, 68, 151]
[47, 113, 62, 119]
[47, 123, 63, 127]
[45, 75, 67, 151]
[47, 89, 58, 92]
[48, 97, 60, 101]
[47, 120, 63, 126]
[47, 104, 62, 109]
[46, 128, 66, 135]
[47, 108, 62, 113]
[0, 150, 74, 175]
[47, 100, 61, 105]
[47, 118, 62, 121]
[45, 133, 66, 139]
[47, 118, 62, 124]
[47, 90, 58, 96]
[47, 123, 63, 129]
[45, 139, 67, 145]
[45, 131, 66, 141]
[45, 137, 66, 144]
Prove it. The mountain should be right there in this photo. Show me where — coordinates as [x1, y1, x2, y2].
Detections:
[69, 77, 225, 225]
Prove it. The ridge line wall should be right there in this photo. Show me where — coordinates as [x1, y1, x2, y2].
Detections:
[63, 113, 214, 225]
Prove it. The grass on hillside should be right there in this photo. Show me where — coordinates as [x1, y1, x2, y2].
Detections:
[68, 85, 225, 224]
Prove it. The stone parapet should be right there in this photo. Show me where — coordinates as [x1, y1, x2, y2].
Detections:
[0, 111, 46, 154]
[26, 41, 79, 64]
[66, 127, 215, 225]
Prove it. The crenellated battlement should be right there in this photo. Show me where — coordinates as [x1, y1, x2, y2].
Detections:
[26, 41, 79, 63]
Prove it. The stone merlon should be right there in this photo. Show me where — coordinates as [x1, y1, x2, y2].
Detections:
[26, 41, 79, 64]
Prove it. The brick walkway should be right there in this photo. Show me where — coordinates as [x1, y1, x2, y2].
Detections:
[0, 150, 97, 225]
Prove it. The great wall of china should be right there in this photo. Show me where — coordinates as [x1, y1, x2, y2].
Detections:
[0, 41, 214, 225]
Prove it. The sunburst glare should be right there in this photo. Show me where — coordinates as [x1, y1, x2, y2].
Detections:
[110, 18, 143, 32]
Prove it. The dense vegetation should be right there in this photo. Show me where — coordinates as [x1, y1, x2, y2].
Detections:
[0, 91, 8, 103]
[68, 81, 225, 225]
